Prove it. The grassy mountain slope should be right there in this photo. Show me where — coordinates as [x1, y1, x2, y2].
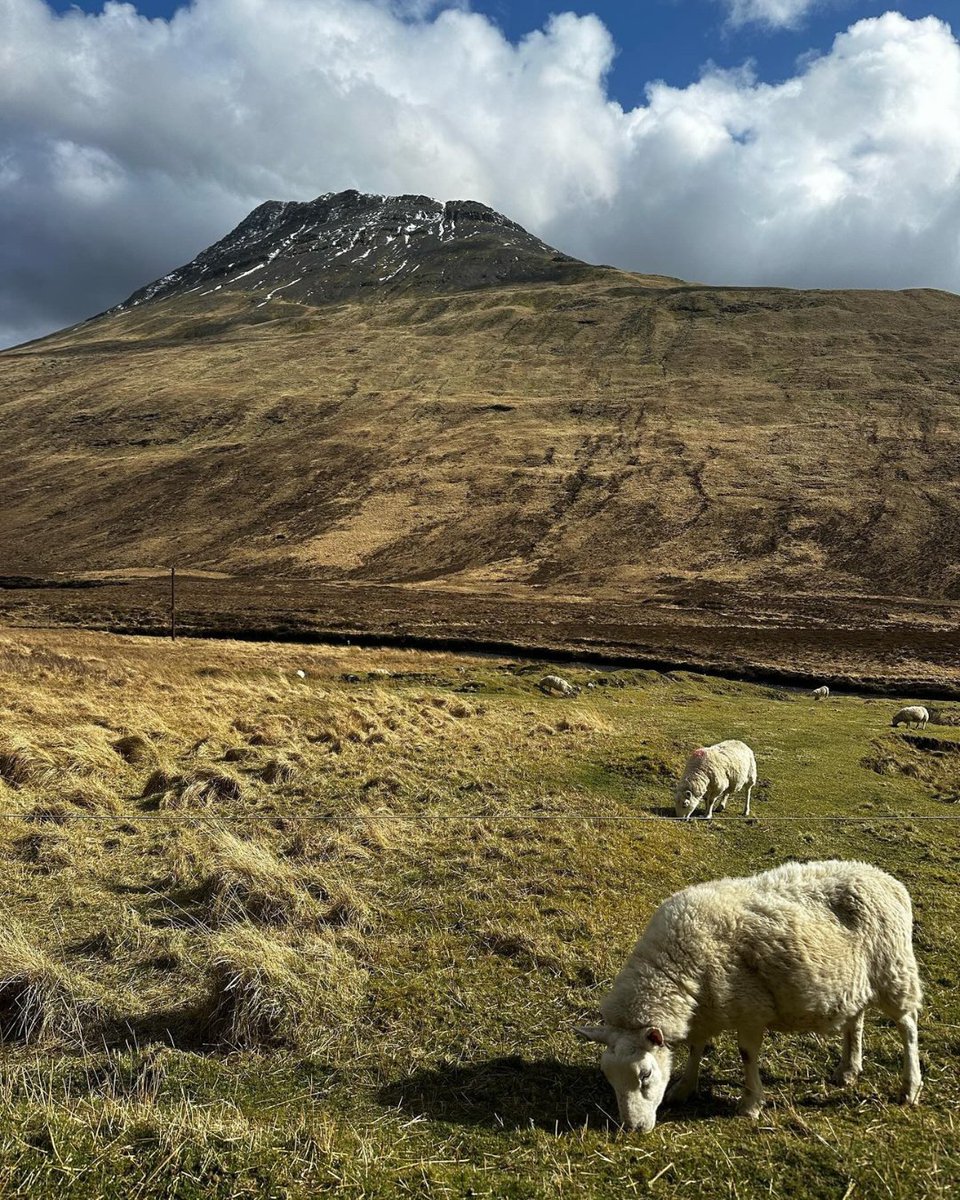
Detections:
[3, 276, 960, 603]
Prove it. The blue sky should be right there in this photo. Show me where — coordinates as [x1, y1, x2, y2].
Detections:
[46, 0, 953, 103]
[4, 0, 960, 346]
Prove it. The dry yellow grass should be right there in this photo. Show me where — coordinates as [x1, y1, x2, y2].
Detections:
[0, 625, 957, 1197]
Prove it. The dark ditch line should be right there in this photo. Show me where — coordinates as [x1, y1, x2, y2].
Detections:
[50, 616, 960, 703]
[0, 576, 122, 591]
[900, 734, 960, 753]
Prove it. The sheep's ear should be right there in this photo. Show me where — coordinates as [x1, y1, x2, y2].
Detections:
[574, 1025, 615, 1045]
[646, 1027, 665, 1047]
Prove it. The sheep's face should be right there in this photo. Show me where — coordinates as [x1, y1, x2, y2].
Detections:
[576, 1026, 672, 1133]
[674, 788, 701, 820]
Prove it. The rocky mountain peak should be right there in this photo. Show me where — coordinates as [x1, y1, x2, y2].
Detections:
[116, 190, 590, 311]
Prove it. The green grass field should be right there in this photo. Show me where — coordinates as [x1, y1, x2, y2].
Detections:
[0, 628, 957, 1198]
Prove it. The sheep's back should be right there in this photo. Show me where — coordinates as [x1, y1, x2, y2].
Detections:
[680, 739, 754, 791]
[605, 860, 918, 1036]
[894, 705, 928, 723]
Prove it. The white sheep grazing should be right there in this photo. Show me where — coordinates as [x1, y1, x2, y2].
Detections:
[539, 674, 578, 698]
[812, 685, 830, 700]
[892, 705, 929, 730]
[674, 740, 756, 820]
[576, 860, 922, 1132]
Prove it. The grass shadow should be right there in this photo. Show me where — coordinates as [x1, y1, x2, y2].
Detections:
[88, 998, 217, 1054]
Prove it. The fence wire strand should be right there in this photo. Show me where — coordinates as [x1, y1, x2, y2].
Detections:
[0, 811, 958, 823]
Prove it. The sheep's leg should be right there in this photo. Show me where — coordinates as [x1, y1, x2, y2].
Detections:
[667, 1039, 707, 1104]
[743, 783, 753, 818]
[833, 1012, 864, 1086]
[897, 1011, 922, 1105]
[736, 1028, 765, 1118]
[705, 789, 724, 820]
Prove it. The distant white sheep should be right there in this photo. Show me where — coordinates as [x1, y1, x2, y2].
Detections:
[576, 859, 922, 1132]
[892, 705, 929, 729]
[812, 685, 830, 701]
[674, 739, 757, 820]
[539, 675, 578, 698]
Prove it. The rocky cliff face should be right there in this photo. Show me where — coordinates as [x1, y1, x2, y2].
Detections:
[116, 190, 592, 311]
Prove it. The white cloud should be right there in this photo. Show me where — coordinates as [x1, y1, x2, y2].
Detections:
[1, 2, 959, 347]
[722, 0, 820, 30]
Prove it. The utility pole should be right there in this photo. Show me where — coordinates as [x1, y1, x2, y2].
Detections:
[169, 565, 176, 640]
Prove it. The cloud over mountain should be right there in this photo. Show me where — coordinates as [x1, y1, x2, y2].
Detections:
[2, 1, 959, 347]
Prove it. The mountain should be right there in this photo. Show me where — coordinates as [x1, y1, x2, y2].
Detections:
[3, 191, 960, 642]
[113, 190, 602, 313]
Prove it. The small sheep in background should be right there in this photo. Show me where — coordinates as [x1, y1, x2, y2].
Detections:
[674, 739, 757, 820]
[892, 705, 929, 729]
[539, 675, 579, 698]
[576, 859, 922, 1132]
[812, 685, 830, 701]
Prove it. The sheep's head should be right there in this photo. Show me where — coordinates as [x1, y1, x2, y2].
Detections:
[674, 787, 701, 820]
[575, 1025, 672, 1132]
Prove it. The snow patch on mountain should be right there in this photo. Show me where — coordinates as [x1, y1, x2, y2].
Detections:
[112, 190, 586, 313]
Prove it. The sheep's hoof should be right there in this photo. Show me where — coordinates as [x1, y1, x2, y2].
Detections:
[832, 1066, 860, 1087]
[736, 1097, 763, 1119]
[900, 1082, 923, 1106]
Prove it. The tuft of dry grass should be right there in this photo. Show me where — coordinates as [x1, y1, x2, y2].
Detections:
[257, 756, 298, 786]
[0, 739, 53, 789]
[235, 714, 297, 747]
[475, 923, 568, 976]
[203, 925, 363, 1050]
[59, 780, 123, 814]
[141, 765, 182, 799]
[166, 766, 246, 808]
[197, 828, 324, 928]
[0, 925, 100, 1045]
[111, 733, 157, 767]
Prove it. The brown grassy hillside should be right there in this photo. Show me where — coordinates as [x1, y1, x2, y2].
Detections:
[3, 277, 960, 604]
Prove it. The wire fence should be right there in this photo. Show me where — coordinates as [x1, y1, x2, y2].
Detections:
[1, 811, 959, 823]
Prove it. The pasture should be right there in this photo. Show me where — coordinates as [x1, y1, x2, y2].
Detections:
[0, 627, 957, 1198]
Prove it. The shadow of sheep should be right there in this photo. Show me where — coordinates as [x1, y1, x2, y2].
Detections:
[378, 1056, 734, 1131]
